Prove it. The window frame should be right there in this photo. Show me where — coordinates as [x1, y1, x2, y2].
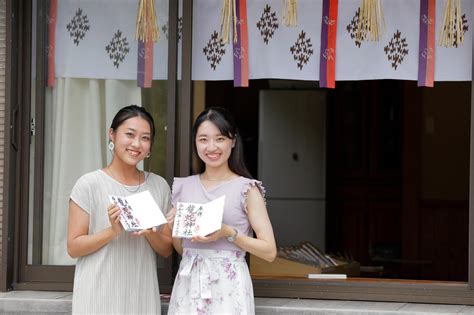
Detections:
[5, 0, 180, 292]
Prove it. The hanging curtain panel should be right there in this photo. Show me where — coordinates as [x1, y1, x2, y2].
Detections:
[336, 0, 418, 80]
[53, 0, 471, 83]
[192, 0, 323, 81]
[192, 0, 234, 80]
[336, 0, 471, 81]
[247, 0, 323, 81]
[192, 0, 471, 82]
[54, 0, 169, 80]
[434, 0, 472, 81]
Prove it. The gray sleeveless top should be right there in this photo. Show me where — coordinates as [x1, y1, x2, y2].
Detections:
[70, 170, 171, 314]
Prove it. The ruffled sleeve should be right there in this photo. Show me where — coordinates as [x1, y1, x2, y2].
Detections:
[241, 179, 266, 214]
[171, 177, 184, 208]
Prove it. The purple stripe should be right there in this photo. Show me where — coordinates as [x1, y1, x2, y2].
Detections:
[319, 0, 330, 87]
[418, 0, 428, 86]
[233, 0, 242, 86]
[137, 40, 145, 87]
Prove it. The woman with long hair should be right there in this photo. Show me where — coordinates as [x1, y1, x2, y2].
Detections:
[168, 107, 276, 314]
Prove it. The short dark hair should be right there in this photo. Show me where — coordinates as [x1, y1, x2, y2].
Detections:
[192, 107, 252, 178]
[110, 105, 155, 144]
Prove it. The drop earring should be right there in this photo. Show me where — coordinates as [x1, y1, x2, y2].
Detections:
[146, 153, 151, 158]
[108, 141, 115, 151]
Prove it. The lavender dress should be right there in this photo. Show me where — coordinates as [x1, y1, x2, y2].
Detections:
[168, 175, 265, 315]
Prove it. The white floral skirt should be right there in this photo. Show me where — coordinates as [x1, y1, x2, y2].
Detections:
[168, 248, 255, 315]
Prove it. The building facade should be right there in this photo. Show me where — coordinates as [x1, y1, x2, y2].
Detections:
[2, 0, 474, 306]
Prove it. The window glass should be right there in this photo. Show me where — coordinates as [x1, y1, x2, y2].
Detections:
[27, 0, 171, 266]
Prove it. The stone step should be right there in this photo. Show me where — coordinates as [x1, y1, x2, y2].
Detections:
[1, 291, 474, 314]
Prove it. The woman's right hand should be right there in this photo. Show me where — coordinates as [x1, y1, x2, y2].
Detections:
[107, 203, 123, 236]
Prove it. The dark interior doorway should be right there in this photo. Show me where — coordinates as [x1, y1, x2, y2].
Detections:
[203, 80, 470, 281]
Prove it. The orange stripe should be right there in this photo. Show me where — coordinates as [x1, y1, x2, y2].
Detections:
[48, 0, 58, 87]
[327, 0, 338, 88]
[144, 41, 153, 88]
[426, 0, 435, 87]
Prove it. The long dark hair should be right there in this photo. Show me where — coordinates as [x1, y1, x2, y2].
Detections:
[110, 105, 156, 145]
[192, 107, 252, 178]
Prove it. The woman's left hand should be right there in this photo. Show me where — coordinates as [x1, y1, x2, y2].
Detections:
[191, 224, 232, 243]
[132, 226, 157, 237]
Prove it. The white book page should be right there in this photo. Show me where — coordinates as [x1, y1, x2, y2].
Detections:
[195, 195, 225, 237]
[109, 190, 167, 232]
[173, 195, 226, 238]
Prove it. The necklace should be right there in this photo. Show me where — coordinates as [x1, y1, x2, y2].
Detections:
[106, 166, 143, 193]
[201, 172, 236, 182]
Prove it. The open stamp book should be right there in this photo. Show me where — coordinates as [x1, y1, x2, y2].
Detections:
[172, 195, 226, 238]
[108, 190, 167, 232]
